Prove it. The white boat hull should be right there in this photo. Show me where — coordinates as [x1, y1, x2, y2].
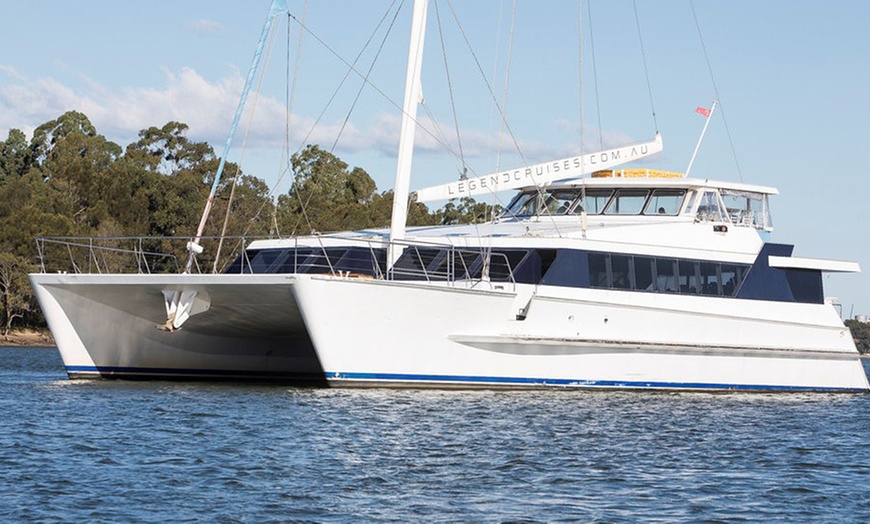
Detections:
[30, 272, 869, 392]
[290, 275, 870, 392]
[30, 273, 325, 382]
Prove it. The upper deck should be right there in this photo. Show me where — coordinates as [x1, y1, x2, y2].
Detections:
[498, 169, 776, 233]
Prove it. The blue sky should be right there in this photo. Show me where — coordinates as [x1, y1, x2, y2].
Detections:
[2, 1, 870, 316]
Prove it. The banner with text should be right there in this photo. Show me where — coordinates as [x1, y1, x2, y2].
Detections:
[413, 134, 663, 202]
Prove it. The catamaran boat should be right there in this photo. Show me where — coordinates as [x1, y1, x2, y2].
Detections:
[29, 0, 869, 391]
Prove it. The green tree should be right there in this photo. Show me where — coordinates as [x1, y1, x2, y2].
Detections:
[0, 129, 30, 182]
[29, 111, 98, 169]
[277, 145, 384, 234]
[845, 319, 870, 354]
[0, 253, 35, 337]
[434, 196, 502, 225]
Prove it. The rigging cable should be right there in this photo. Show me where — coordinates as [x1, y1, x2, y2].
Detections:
[633, 0, 659, 134]
[578, 0, 588, 238]
[273, 1, 309, 236]
[587, 0, 604, 151]
[231, 1, 410, 246]
[443, 0, 561, 239]
[212, 13, 279, 273]
[285, 5, 465, 174]
[287, 0, 403, 235]
[330, 0, 403, 153]
[689, 0, 743, 182]
[433, 0, 467, 176]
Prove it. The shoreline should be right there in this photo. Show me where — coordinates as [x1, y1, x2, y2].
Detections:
[2, 329, 55, 347]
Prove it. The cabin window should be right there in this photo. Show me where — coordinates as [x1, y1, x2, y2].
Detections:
[503, 192, 541, 217]
[585, 252, 749, 298]
[589, 253, 608, 287]
[579, 189, 614, 214]
[720, 189, 771, 229]
[696, 191, 724, 222]
[643, 189, 686, 215]
[682, 191, 698, 215]
[655, 258, 678, 292]
[634, 257, 655, 290]
[605, 189, 650, 215]
[544, 189, 581, 215]
[700, 262, 721, 295]
[720, 264, 745, 296]
[678, 260, 701, 293]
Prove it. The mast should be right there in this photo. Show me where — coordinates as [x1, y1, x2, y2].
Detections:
[387, 0, 429, 271]
[184, 0, 289, 273]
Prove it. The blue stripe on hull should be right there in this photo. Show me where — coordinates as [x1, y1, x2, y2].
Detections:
[64, 366, 866, 392]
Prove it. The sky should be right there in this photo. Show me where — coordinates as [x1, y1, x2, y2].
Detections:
[1, 1, 870, 315]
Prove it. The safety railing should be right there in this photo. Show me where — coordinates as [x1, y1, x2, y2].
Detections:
[34, 234, 518, 287]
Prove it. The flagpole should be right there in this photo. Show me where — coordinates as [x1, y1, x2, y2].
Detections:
[685, 101, 717, 177]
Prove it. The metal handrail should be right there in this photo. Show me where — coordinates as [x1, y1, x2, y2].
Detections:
[34, 233, 519, 288]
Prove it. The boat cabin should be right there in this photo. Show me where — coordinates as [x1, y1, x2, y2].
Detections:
[500, 169, 775, 231]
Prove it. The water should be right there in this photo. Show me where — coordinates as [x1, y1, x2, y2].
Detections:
[3, 347, 870, 523]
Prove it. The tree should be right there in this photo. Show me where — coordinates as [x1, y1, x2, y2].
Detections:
[29, 111, 99, 169]
[0, 128, 30, 182]
[126, 122, 216, 176]
[277, 145, 385, 234]
[845, 319, 870, 354]
[434, 196, 502, 225]
[0, 253, 35, 337]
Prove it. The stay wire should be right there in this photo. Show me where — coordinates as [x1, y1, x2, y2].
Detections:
[587, 0, 603, 151]
[288, 0, 403, 235]
[443, 0, 561, 239]
[689, 0, 743, 181]
[212, 14, 278, 272]
[330, 0, 404, 153]
[433, 0, 467, 175]
[633, 0, 659, 134]
[286, 4, 466, 171]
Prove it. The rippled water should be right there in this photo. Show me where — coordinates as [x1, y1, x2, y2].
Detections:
[3, 347, 870, 523]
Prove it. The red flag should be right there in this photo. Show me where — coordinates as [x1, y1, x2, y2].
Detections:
[696, 106, 711, 117]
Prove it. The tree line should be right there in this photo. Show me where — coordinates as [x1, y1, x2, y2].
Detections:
[0, 111, 497, 336]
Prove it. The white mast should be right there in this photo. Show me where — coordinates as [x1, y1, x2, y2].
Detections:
[387, 0, 429, 271]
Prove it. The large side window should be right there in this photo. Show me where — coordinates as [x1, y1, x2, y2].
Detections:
[633, 257, 655, 291]
[720, 264, 744, 296]
[604, 189, 650, 215]
[579, 189, 614, 215]
[610, 255, 632, 289]
[655, 258, 678, 292]
[589, 253, 608, 288]
[643, 189, 686, 215]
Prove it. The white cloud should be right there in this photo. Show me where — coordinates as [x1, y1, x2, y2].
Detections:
[0, 65, 642, 173]
[187, 19, 223, 36]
